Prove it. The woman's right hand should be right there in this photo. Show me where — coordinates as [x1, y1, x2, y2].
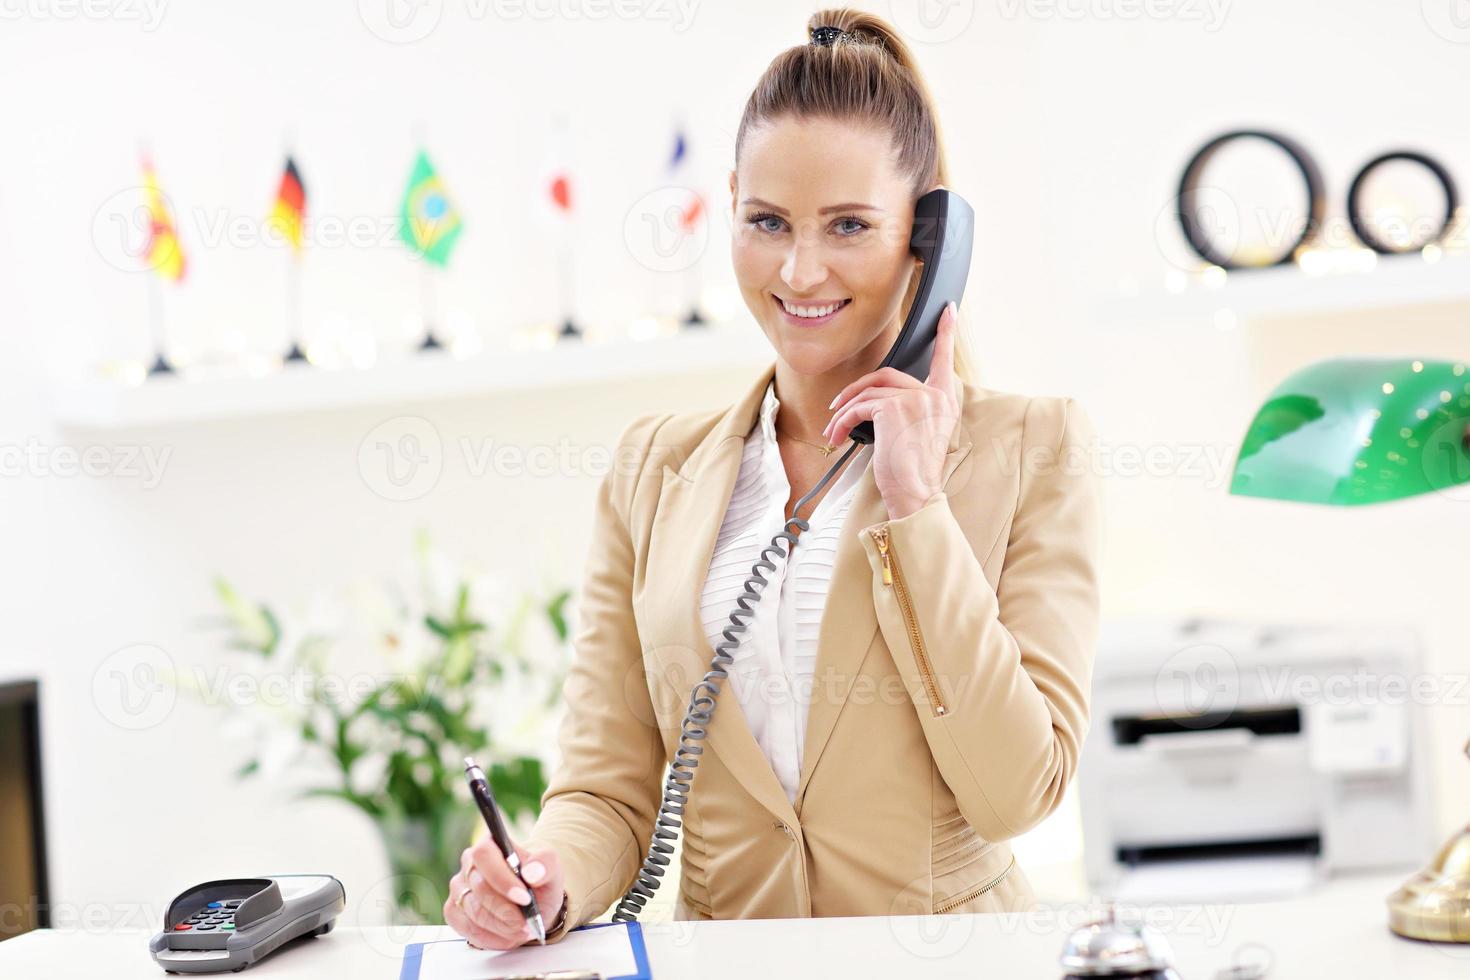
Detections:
[444, 839, 566, 949]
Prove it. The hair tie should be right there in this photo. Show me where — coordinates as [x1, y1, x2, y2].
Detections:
[809, 25, 848, 46]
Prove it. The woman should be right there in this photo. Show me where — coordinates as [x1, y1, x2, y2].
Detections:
[445, 8, 1101, 948]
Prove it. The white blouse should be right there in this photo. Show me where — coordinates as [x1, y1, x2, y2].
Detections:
[698, 380, 874, 806]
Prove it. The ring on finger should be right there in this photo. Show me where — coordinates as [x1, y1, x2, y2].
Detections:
[455, 885, 473, 911]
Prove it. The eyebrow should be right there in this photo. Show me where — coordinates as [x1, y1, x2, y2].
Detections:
[740, 197, 884, 216]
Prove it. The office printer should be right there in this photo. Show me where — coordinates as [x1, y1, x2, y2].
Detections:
[1080, 619, 1434, 902]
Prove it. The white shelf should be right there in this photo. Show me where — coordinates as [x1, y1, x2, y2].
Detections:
[51, 325, 772, 430]
[1107, 249, 1470, 325]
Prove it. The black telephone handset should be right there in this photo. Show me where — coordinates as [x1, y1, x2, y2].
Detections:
[848, 186, 976, 445]
[610, 187, 976, 925]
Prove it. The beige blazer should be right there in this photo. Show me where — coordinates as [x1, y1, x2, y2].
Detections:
[526, 359, 1101, 939]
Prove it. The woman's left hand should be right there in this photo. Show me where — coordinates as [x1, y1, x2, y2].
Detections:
[823, 301, 961, 521]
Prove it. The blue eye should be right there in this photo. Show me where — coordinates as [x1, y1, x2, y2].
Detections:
[747, 212, 784, 234]
[745, 212, 870, 236]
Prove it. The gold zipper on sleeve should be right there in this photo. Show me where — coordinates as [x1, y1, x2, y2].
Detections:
[932, 854, 1016, 913]
[869, 525, 947, 717]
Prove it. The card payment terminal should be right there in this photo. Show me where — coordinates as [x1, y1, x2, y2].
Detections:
[148, 874, 345, 973]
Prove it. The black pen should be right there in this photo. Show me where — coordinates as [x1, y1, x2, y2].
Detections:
[464, 756, 546, 944]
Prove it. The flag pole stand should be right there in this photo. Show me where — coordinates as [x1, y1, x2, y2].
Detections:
[555, 234, 582, 342]
[284, 257, 309, 363]
[679, 230, 707, 329]
[145, 276, 174, 377]
[418, 259, 443, 351]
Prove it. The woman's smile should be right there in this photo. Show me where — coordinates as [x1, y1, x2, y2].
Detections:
[772, 294, 852, 327]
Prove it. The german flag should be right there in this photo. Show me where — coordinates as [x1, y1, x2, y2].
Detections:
[268, 156, 306, 254]
[142, 156, 186, 282]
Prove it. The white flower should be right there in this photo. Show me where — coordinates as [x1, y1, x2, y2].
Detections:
[256, 729, 304, 782]
[348, 752, 388, 798]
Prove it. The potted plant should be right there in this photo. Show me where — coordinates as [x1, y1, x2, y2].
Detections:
[198, 531, 570, 923]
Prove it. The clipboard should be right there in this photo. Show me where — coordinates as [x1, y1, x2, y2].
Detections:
[399, 921, 651, 980]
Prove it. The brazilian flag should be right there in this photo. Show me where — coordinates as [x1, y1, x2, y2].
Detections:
[398, 150, 463, 267]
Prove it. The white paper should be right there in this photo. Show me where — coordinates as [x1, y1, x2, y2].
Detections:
[413, 923, 640, 980]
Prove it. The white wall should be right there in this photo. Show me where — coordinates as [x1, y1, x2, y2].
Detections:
[3, 0, 1469, 929]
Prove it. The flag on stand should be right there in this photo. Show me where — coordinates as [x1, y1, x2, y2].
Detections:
[668, 126, 704, 234]
[398, 150, 463, 267]
[267, 156, 306, 254]
[549, 172, 572, 215]
[142, 156, 186, 282]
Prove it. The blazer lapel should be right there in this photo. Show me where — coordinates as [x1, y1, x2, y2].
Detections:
[794, 378, 976, 811]
[644, 360, 800, 827]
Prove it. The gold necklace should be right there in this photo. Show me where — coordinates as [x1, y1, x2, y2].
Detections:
[780, 431, 839, 456]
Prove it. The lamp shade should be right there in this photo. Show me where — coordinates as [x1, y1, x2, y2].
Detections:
[1230, 357, 1470, 505]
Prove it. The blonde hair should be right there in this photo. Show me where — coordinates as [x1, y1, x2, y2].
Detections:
[734, 7, 979, 386]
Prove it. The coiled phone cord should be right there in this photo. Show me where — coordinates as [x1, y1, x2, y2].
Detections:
[611, 438, 865, 922]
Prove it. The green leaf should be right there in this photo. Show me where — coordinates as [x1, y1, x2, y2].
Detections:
[212, 577, 282, 654]
[546, 589, 572, 642]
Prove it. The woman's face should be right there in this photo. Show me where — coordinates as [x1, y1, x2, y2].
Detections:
[730, 115, 917, 379]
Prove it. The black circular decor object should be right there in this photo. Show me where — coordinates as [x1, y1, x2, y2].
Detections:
[1176, 129, 1325, 270]
[1347, 150, 1459, 254]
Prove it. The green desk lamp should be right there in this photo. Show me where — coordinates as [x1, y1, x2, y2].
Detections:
[1231, 355, 1470, 941]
